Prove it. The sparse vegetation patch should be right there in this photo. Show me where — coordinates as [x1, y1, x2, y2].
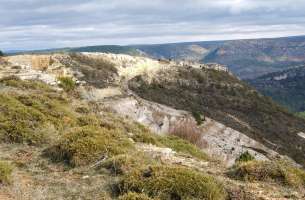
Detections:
[157, 135, 208, 160]
[58, 76, 76, 92]
[0, 76, 53, 92]
[0, 161, 13, 184]
[69, 53, 118, 88]
[229, 160, 305, 188]
[236, 151, 255, 163]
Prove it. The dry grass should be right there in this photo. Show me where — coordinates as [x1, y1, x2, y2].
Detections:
[169, 118, 205, 147]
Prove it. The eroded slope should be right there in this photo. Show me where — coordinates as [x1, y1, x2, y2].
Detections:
[128, 65, 305, 166]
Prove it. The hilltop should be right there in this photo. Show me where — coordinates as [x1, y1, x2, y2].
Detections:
[10, 35, 305, 80]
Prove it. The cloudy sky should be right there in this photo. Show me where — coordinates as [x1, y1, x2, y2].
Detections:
[1, 0, 305, 50]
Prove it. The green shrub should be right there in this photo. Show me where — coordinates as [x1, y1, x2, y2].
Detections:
[0, 50, 3, 56]
[0, 78, 78, 145]
[16, 93, 76, 128]
[192, 111, 205, 125]
[236, 151, 255, 163]
[229, 160, 305, 188]
[119, 165, 227, 200]
[99, 113, 158, 145]
[46, 126, 134, 166]
[157, 135, 208, 160]
[0, 92, 77, 145]
[127, 123, 158, 145]
[118, 192, 156, 200]
[0, 161, 13, 184]
[296, 112, 305, 119]
[0, 93, 49, 144]
[58, 76, 76, 92]
[100, 152, 158, 175]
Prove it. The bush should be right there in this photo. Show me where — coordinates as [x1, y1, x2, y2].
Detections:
[0, 78, 78, 145]
[192, 111, 205, 125]
[58, 76, 76, 92]
[0, 161, 13, 184]
[126, 123, 158, 145]
[229, 160, 305, 188]
[118, 192, 156, 200]
[46, 126, 134, 166]
[0, 50, 3, 57]
[100, 153, 157, 175]
[119, 165, 227, 200]
[0, 93, 49, 144]
[157, 135, 208, 160]
[0, 92, 78, 145]
[98, 113, 158, 145]
[236, 151, 255, 163]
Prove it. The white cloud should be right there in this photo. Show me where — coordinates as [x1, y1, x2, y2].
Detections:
[0, 0, 304, 50]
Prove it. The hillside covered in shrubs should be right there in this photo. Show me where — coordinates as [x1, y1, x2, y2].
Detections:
[0, 77, 229, 199]
[0, 53, 304, 199]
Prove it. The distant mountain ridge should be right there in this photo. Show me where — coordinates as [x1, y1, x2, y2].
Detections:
[7, 35, 305, 79]
[6, 45, 141, 57]
[248, 65, 305, 112]
[133, 35, 305, 79]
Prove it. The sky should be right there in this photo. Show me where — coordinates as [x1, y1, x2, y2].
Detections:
[1, 0, 305, 51]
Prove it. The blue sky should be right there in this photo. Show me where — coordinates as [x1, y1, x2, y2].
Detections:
[1, 0, 305, 50]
